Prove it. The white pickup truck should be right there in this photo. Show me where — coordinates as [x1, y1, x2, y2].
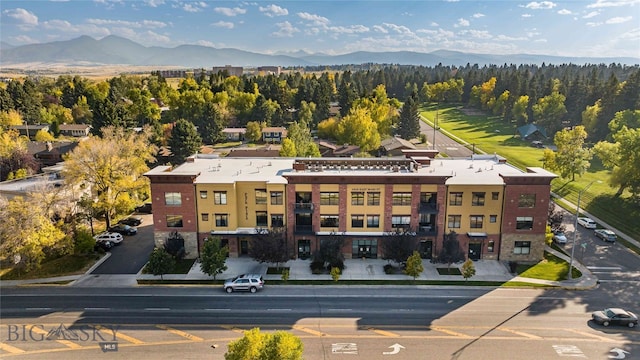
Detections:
[594, 229, 617, 242]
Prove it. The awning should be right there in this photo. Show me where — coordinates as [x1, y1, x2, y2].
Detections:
[467, 232, 488, 238]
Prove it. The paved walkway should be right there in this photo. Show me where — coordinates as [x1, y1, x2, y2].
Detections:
[2, 246, 597, 290]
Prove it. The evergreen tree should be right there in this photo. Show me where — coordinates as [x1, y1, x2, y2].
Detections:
[168, 119, 202, 164]
[396, 91, 421, 140]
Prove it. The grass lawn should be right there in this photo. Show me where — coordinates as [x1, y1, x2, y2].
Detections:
[516, 252, 580, 281]
[0, 254, 102, 280]
[420, 103, 640, 242]
[142, 258, 196, 275]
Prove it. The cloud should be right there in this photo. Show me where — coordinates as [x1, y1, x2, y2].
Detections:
[195, 40, 217, 48]
[143, 0, 164, 7]
[458, 29, 492, 39]
[212, 21, 234, 29]
[383, 23, 413, 34]
[587, 0, 640, 8]
[605, 16, 632, 24]
[214, 7, 246, 16]
[10, 35, 38, 44]
[373, 25, 388, 33]
[557, 9, 572, 15]
[583, 11, 600, 19]
[522, 14, 533, 18]
[328, 25, 369, 35]
[524, 1, 557, 10]
[272, 21, 299, 37]
[259, 4, 288, 17]
[454, 18, 470, 27]
[297, 12, 330, 26]
[3, 8, 38, 26]
[472, 13, 485, 18]
[86, 18, 167, 29]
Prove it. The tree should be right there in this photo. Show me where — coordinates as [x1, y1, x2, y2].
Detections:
[330, 267, 341, 282]
[317, 234, 345, 270]
[461, 259, 476, 281]
[438, 231, 465, 271]
[381, 229, 417, 265]
[249, 228, 289, 269]
[35, 128, 54, 142]
[594, 122, 640, 197]
[199, 236, 229, 280]
[245, 121, 264, 143]
[532, 86, 567, 135]
[164, 231, 186, 260]
[62, 126, 157, 228]
[168, 119, 202, 164]
[146, 248, 175, 280]
[543, 125, 592, 181]
[404, 251, 424, 280]
[512, 95, 530, 126]
[336, 107, 381, 152]
[225, 328, 303, 360]
[396, 92, 420, 140]
[279, 138, 297, 157]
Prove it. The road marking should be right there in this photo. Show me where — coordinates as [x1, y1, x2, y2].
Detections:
[144, 308, 170, 311]
[430, 326, 474, 339]
[155, 325, 203, 341]
[27, 325, 82, 349]
[220, 325, 245, 334]
[497, 327, 542, 339]
[205, 308, 231, 311]
[292, 325, 328, 337]
[25, 308, 52, 311]
[84, 307, 110, 311]
[0, 342, 26, 354]
[95, 325, 144, 345]
[266, 308, 291, 311]
[587, 266, 622, 270]
[366, 327, 400, 337]
[553, 344, 586, 358]
[566, 329, 617, 342]
[332, 343, 358, 354]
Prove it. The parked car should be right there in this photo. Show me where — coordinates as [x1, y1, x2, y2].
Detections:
[553, 231, 568, 244]
[135, 202, 152, 214]
[577, 217, 597, 229]
[108, 224, 137, 236]
[594, 229, 617, 243]
[94, 232, 124, 245]
[119, 216, 143, 226]
[223, 274, 264, 293]
[592, 308, 638, 327]
[94, 240, 114, 251]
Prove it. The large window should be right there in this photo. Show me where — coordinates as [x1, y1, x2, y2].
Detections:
[215, 214, 228, 227]
[518, 194, 536, 208]
[166, 215, 183, 227]
[470, 215, 484, 229]
[165, 192, 182, 206]
[449, 192, 463, 206]
[472, 192, 485, 206]
[255, 189, 267, 204]
[391, 215, 410, 229]
[320, 215, 339, 228]
[516, 216, 534, 230]
[392, 192, 412, 206]
[351, 215, 364, 228]
[514, 241, 531, 254]
[367, 192, 380, 206]
[351, 192, 364, 205]
[214, 191, 227, 205]
[256, 211, 268, 227]
[448, 215, 461, 228]
[271, 214, 284, 228]
[270, 191, 283, 205]
[320, 192, 339, 205]
[367, 215, 380, 228]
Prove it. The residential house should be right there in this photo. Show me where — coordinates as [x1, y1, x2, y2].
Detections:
[222, 128, 246, 142]
[59, 124, 91, 138]
[262, 127, 287, 144]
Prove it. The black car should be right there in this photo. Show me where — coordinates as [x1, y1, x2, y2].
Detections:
[119, 216, 143, 227]
[108, 224, 137, 235]
[135, 202, 152, 214]
[592, 308, 638, 327]
[94, 240, 114, 251]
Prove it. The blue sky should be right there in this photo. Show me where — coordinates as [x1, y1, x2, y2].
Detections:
[1, 0, 639, 58]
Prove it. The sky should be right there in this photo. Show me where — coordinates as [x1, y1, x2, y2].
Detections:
[1, 0, 639, 58]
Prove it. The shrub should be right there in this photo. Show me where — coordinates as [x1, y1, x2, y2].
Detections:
[384, 264, 395, 274]
[310, 260, 325, 274]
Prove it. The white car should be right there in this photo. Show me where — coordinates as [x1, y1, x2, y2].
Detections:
[94, 232, 124, 245]
[553, 231, 568, 244]
[577, 217, 597, 229]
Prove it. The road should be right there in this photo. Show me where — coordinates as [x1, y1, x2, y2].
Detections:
[419, 114, 473, 158]
[1, 285, 638, 359]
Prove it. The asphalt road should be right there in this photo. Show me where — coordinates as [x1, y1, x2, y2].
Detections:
[419, 114, 473, 158]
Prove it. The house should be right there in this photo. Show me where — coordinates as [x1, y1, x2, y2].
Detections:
[379, 136, 417, 156]
[317, 140, 360, 157]
[59, 124, 91, 138]
[517, 123, 548, 140]
[262, 127, 287, 143]
[226, 145, 281, 158]
[9, 124, 49, 140]
[145, 154, 556, 263]
[222, 128, 246, 142]
[27, 141, 78, 167]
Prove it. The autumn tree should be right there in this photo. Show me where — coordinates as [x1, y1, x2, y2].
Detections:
[461, 259, 476, 281]
[336, 107, 381, 152]
[594, 115, 640, 197]
[168, 119, 202, 164]
[62, 126, 157, 228]
[404, 251, 424, 280]
[0, 129, 38, 181]
[245, 121, 264, 143]
[543, 125, 592, 181]
[511, 95, 530, 126]
[286, 119, 320, 157]
[279, 138, 297, 157]
[225, 328, 303, 360]
[199, 236, 229, 280]
[533, 90, 567, 135]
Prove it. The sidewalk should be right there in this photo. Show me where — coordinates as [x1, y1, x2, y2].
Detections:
[2, 246, 597, 289]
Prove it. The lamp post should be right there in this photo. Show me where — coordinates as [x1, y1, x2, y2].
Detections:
[568, 180, 600, 280]
[432, 105, 438, 150]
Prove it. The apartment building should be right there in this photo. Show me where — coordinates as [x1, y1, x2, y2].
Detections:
[145, 154, 556, 263]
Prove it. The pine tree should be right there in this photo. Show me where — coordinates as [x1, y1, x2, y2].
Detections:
[397, 92, 420, 140]
[168, 119, 202, 164]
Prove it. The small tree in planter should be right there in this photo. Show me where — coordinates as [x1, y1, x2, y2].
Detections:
[146, 248, 175, 280]
[461, 259, 476, 281]
[381, 229, 417, 269]
[249, 227, 289, 269]
[404, 251, 424, 280]
[330, 267, 341, 282]
[200, 236, 229, 280]
[438, 231, 466, 274]
[164, 231, 186, 260]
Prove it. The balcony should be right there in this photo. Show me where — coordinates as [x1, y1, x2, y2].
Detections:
[418, 224, 437, 235]
[419, 202, 438, 213]
[294, 202, 314, 213]
[294, 225, 314, 234]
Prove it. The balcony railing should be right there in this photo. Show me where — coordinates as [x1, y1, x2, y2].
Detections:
[419, 202, 438, 213]
[418, 224, 437, 235]
[294, 202, 314, 213]
[295, 225, 314, 234]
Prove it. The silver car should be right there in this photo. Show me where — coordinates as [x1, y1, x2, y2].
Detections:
[223, 274, 264, 293]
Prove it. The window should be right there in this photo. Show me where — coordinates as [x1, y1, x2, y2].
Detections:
[367, 192, 380, 206]
[166, 215, 183, 227]
[448, 215, 461, 228]
[255, 189, 267, 204]
[165, 192, 181, 206]
[518, 194, 536, 208]
[215, 214, 228, 227]
[472, 192, 485, 206]
[199, 191, 207, 199]
[420, 192, 433, 204]
[487, 240, 495, 253]
[201, 213, 209, 221]
[449, 192, 463, 206]
[492, 192, 499, 200]
[320, 192, 339, 205]
[256, 211, 268, 227]
[367, 215, 380, 228]
[351, 192, 364, 205]
[516, 216, 534, 230]
[214, 191, 227, 205]
[391, 215, 410, 229]
[514, 241, 531, 254]
[351, 215, 364, 228]
[270, 191, 283, 205]
[392, 192, 412, 206]
[490, 215, 497, 223]
[271, 214, 284, 228]
[470, 215, 484, 229]
[320, 215, 339, 228]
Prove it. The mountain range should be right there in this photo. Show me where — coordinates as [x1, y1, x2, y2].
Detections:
[1, 35, 638, 68]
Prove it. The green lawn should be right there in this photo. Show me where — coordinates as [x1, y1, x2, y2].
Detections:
[0, 254, 101, 280]
[420, 103, 640, 242]
[517, 252, 580, 281]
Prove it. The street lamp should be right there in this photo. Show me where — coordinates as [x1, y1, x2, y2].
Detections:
[432, 105, 438, 150]
[567, 180, 601, 280]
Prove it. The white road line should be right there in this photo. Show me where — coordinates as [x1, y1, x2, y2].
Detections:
[84, 307, 110, 311]
[26, 307, 52, 310]
[144, 308, 170, 311]
[205, 308, 231, 311]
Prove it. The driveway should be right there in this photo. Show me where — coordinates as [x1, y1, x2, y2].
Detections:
[91, 213, 155, 274]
